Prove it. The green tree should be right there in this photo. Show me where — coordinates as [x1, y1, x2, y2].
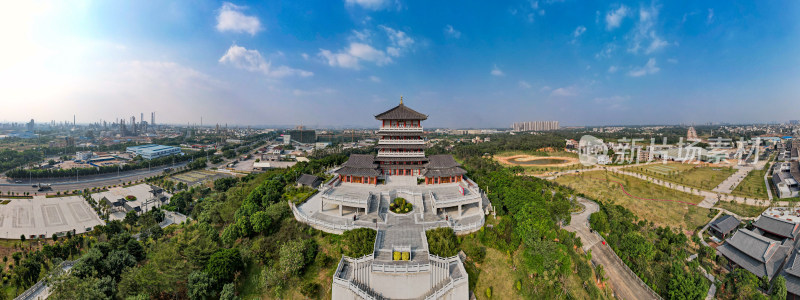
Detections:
[188, 271, 214, 300]
[220, 283, 239, 300]
[250, 211, 272, 233]
[772, 275, 787, 300]
[124, 211, 138, 227]
[205, 248, 243, 286]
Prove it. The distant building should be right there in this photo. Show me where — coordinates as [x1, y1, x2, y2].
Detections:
[288, 130, 316, 144]
[126, 144, 181, 159]
[511, 121, 559, 132]
[773, 162, 800, 198]
[76, 151, 93, 161]
[282, 134, 291, 145]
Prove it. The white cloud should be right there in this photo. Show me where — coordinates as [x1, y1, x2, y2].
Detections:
[573, 26, 586, 38]
[595, 43, 616, 59]
[608, 65, 618, 73]
[594, 95, 629, 110]
[352, 29, 371, 42]
[318, 26, 414, 69]
[629, 4, 669, 54]
[219, 45, 312, 78]
[540, 85, 552, 92]
[318, 42, 391, 69]
[381, 26, 414, 50]
[301, 53, 309, 60]
[605, 5, 629, 30]
[707, 8, 714, 24]
[490, 65, 504, 76]
[369, 75, 381, 82]
[345, 0, 391, 10]
[444, 25, 461, 39]
[216, 2, 262, 36]
[551, 86, 577, 97]
[518, 80, 531, 89]
[667, 58, 678, 64]
[628, 58, 659, 77]
[292, 88, 337, 96]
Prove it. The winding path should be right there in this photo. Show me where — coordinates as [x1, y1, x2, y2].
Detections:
[564, 197, 659, 300]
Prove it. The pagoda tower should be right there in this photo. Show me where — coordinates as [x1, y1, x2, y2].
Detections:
[374, 97, 428, 176]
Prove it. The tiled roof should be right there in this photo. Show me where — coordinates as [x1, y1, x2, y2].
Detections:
[423, 155, 466, 177]
[754, 214, 800, 239]
[783, 252, 800, 296]
[425, 155, 461, 169]
[297, 174, 321, 187]
[338, 154, 381, 177]
[374, 103, 428, 120]
[710, 215, 740, 236]
[718, 229, 791, 279]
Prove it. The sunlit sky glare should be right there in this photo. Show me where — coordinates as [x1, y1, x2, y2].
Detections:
[1, 1, 799, 128]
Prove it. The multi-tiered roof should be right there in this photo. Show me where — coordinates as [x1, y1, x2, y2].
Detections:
[374, 99, 428, 175]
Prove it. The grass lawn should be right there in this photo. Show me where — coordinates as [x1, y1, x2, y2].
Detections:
[715, 200, 766, 218]
[555, 171, 711, 230]
[625, 163, 736, 191]
[731, 167, 770, 200]
[474, 248, 517, 300]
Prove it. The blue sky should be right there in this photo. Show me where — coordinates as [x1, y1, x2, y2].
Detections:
[1, 1, 798, 128]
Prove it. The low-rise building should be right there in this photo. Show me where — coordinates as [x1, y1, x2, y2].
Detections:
[126, 144, 182, 159]
[717, 228, 792, 280]
[709, 215, 740, 239]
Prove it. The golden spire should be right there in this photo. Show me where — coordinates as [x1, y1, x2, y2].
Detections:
[400, 95, 403, 105]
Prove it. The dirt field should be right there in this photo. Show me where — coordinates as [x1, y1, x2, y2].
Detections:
[495, 155, 580, 167]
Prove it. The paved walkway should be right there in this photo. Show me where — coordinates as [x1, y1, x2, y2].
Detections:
[713, 166, 753, 194]
[563, 197, 658, 300]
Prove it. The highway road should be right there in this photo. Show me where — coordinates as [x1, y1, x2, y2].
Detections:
[0, 162, 187, 194]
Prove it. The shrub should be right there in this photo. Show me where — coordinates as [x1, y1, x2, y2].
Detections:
[485, 287, 492, 298]
[402, 252, 410, 261]
[426, 227, 459, 257]
[300, 282, 320, 299]
[342, 228, 377, 257]
[393, 252, 401, 261]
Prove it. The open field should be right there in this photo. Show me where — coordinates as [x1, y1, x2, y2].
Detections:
[625, 163, 736, 191]
[731, 164, 771, 200]
[555, 171, 711, 230]
[495, 151, 584, 174]
[715, 200, 765, 218]
[170, 170, 230, 186]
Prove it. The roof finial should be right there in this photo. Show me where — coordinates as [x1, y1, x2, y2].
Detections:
[400, 95, 403, 105]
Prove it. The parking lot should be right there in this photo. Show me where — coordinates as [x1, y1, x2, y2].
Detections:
[0, 196, 104, 239]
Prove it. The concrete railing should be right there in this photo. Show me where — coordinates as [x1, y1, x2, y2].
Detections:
[289, 201, 357, 232]
[377, 151, 426, 157]
[14, 260, 76, 300]
[322, 190, 371, 206]
[429, 191, 481, 206]
[452, 218, 485, 234]
[594, 232, 663, 300]
[378, 139, 425, 145]
[371, 262, 431, 273]
[423, 255, 468, 300]
[379, 126, 424, 132]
